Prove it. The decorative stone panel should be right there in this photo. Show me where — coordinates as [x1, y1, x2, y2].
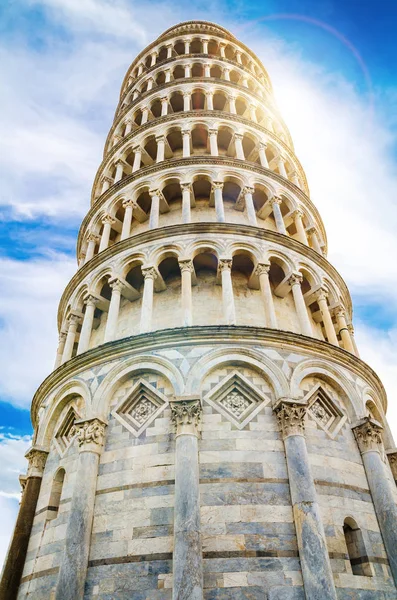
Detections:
[111, 378, 169, 437]
[54, 406, 79, 455]
[304, 383, 346, 438]
[203, 370, 271, 429]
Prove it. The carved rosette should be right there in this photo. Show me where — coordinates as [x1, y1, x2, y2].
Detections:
[25, 447, 49, 478]
[352, 418, 384, 454]
[170, 399, 202, 437]
[71, 418, 106, 454]
[274, 400, 307, 439]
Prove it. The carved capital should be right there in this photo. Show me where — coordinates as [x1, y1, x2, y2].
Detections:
[208, 128, 218, 137]
[273, 400, 307, 438]
[122, 198, 137, 209]
[160, 96, 169, 103]
[181, 129, 191, 137]
[218, 258, 233, 272]
[102, 214, 115, 226]
[386, 450, 397, 481]
[212, 181, 224, 191]
[149, 188, 161, 198]
[288, 272, 303, 287]
[234, 133, 243, 141]
[133, 144, 142, 153]
[19, 475, 27, 499]
[313, 287, 328, 303]
[142, 266, 157, 280]
[270, 196, 282, 206]
[68, 312, 82, 327]
[109, 277, 124, 293]
[242, 186, 254, 196]
[171, 399, 202, 436]
[155, 135, 166, 143]
[259, 142, 268, 150]
[180, 182, 192, 192]
[84, 294, 100, 308]
[255, 262, 270, 277]
[352, 417, 383, 454]
[179, 259, 194, 273]
[25, 447, 48, 478]
[87, 232, 100, 244]
[293, 209, 304, 220]
[71, 418, 106, 454]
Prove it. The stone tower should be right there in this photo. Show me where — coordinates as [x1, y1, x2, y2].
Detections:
[2, 20, 397, 600]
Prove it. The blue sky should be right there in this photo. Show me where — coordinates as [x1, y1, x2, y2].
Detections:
[0, 0, 397, 564]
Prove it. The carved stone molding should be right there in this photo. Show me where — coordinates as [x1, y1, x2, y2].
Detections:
[170, 399, 202, 436]
[352, 417, 384, 454]
[25, 447, 49, 478]
[273, 399, 307, 439]
[71, 418, 107, 454]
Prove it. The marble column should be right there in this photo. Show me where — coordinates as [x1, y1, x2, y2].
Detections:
[150, 51, 157, 66]
[179, 260, 194, 326]
[98, 215, 115, 252]
[184, 64, 191, 79]
[132, 146, 142, 172]
[205, 92, 213, 110]
[147, 78, 154, 91]
[289, 273, 312, 337]
[334, 308, 355, 354]
[0, 448, 48, 600]
[54, 332, 67, 369]
[141, 106, 149, 125]
[140, 266, 157, 333]
[114, 161, 124, 183]
[55, 419, 106, 600]
[184, 39, 190, 54]
[170, 399, 203, 600]
[212, 182, 225, 222]
[121, 199, 135, 240]
[293, 209, 308, 245]
[156, 135, 166, 163]
[182, 129, 191, 158]
[228, 95, 237, 114]
[149, 189, 161, 229]
[166, 44, 173, 59]
[202, 39, 209, 54]
[223, 67, 230, 81]
[62, 313, 81, 364]
[183, 92, 191, 112]
[165, 69, 172, 83]
[77, 295, 98, 355]
[314, 289, 338, 346]
[236, 50, 242, 64]
[255, 263, 277, 328]
[101, 176, 112, 194]
[181, 183, 192, 223]
[209, 129, 218, 156]
[84, 233, 99, 264]
[308, 227, 322, 254]
[249, 104, 257, 122]
[219, 258, 236, 325]
[161, 97, 169, 116]
[277, 156, 287, 178]
[271, 197, 287, 234]
[352, 418, 397, 586]
[243, 186, 257, 225]
[234, 134, 245, 160]
[104, 278, 123, 343]
[124, 119, 133, 136]
[348, 323, 360, 357]
[204, 64, 211, 78]
[274, 400, 337, 600]
[258, 142, 269, 168]
[138, 64, 143, 76]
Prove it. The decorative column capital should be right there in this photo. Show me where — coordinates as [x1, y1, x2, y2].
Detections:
[218, 258, 233, 272]
[386, 449, 397, 481]
[183, 91, 191, 98]
[71, 418, 107, 454]
[205, 90, 214, 97]
[242, 186, 255, 195]
[86, 231, 100, 244]
[133, 144, 142, 153]
[352, 417, 384, 454]
[181, 128, 191, 136]
[122, 198, 137, 209]
[108, 277, 124, 293]
[273, 399, 307, 439]
[293, 208, 304, 219]
[84, 294, 100, 308]
[142, 265, 158, 280]
[208, 128, 218, 137]
[155, 134, 166, 143]
[313, 286, 328, 303]
[259, 142, 268, 150]
[102, 214, 116, 226]
[180, 182, 192, 192]
[179, 259, 194, 273]
[288, 272, 303, 287]
[270, 195, 282, 206]
[25, 447, 49, 478]
[234, 133, 243, 141]
[19, 474, 28, 498]
[212, 181, 224, 191]
[255, 262, 271, 277]
[160, 95, 169, 103]
[170, 398, 202, 437]
[307, 225, 317, 236]
[68, 312, 82, 327]
[149, 188, 162, 198]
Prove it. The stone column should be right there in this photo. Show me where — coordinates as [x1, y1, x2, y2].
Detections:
[204, 64, 211, 78]
[386, 450, 397, 485]
[101, 175, 112, 194]
[149, 189, 161, 229]
[182, 129, 191, 157]
[236, 50, 242, 64]
[165, 69, 172, 83]
[179, 260, 194, 326]
[0, 448, 48, 600]
[219, 258, 236, 325]
[308, 227, 322, 254]
[291, 171, 300, 187]
[223, 67, 230, 81]
[274, 400, 337, 600]
[202, 39, 209, 54]
[184, 64, 191, 79]
[348, 323, 360, 357]
[132, 146, 142, 172]
[84, 232, 99, 264]
[156, 135, 166, 163]
[55, 419, 106, 600]
[249, 104, 257, 122]
[228, 95, 237, 114]
[219, 43, 226, 58]
[314, 289, 338, 346]
[243, 186, 257, 225]
[54, 332, 67, 369]
[140, 266, 157, 333]
[205, 91, 213, 110]
[209, 129, 218, 156]
[98, 215, 115, 252]
[77, 295, 98, 355]
[184, 39, 190, 54]
[335, 308, 355, 354]
[161, 96, 169, 116]
[352, 418, 397, 586]
[132, 90, 139, 101]
[150, 51, 157, 67]
[289, 273, 313, 337]
[234, 134, 245, 160]
[147, 78, 154, 91]
[181, 183, 192, 223]
[241, 76, 249, 88]
[183, 92, 191, 112]
[141, 106, 149, 125]
[271, 197, 287, 234]
[212, 182, 225, 223]
[170, 399, 203, 600]
[293, 210, 308, 245]
[277, 156, 287, 178]
[121, 199, 135, 240]
[255, 263, 277, 328]
[62, 313, 81, 364]
[137, 64, 143, 76]
[114, 161, 124, 183]
[124, 119, 133, 136]
[104, 278, 123, 343]
[166, 44, 173, 59]
[258, 142, 269, 168]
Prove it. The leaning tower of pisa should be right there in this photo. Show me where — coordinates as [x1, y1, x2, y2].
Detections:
[2, 20, 397, 600]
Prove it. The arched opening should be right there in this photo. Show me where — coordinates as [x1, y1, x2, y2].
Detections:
[192, 63, 204, 78]
[191, 91, 205, 110]
[158, 46, 167, 62]
[153, 256, 181, 330]
[192, 177, 212, 219]
[210, 65, 222, 79]
[162, 182, 182, 224]
[190, 39, 202, 54]
[229, 70, 240, 84]
[155, 71, 166, 86]
[213, 92, 227, 111]
[343, 518, 372, 576]
[191, 126, 209, 155]
[47, 468, 65, 520]
[225, 44, 235, 60]
[167, 128, 183, 158]
[208, 40, 218, 56]
[242, 134, 256, 161]
[143, 135, 157, 163]
[235, 97, 248, 117]
[217, 127, 234, 156]
[150, 98, 162, 119]
[173, 64, 185, 80]
[232, 254, 263, 326]
[223, 181, 240, 214]
[170, 92, 184, 113]
[144, 55, 151, 69]
[192, 252, 221, 325]
[174, 40, 184, 56]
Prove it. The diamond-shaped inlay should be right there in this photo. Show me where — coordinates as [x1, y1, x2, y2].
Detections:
[54, 406, 79, 455]
[204, 371, 270, 429]
[305, 384, 347, 438]
[112, 379, 168, 437]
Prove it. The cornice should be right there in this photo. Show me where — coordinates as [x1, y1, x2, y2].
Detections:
[66, 222, 346, 330]
[30, 325, 387, 427]
[120, 23, 272, 98]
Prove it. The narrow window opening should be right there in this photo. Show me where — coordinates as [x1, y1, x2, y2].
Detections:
[47, 468, 65, 520]
[343, 518, 373, 576]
